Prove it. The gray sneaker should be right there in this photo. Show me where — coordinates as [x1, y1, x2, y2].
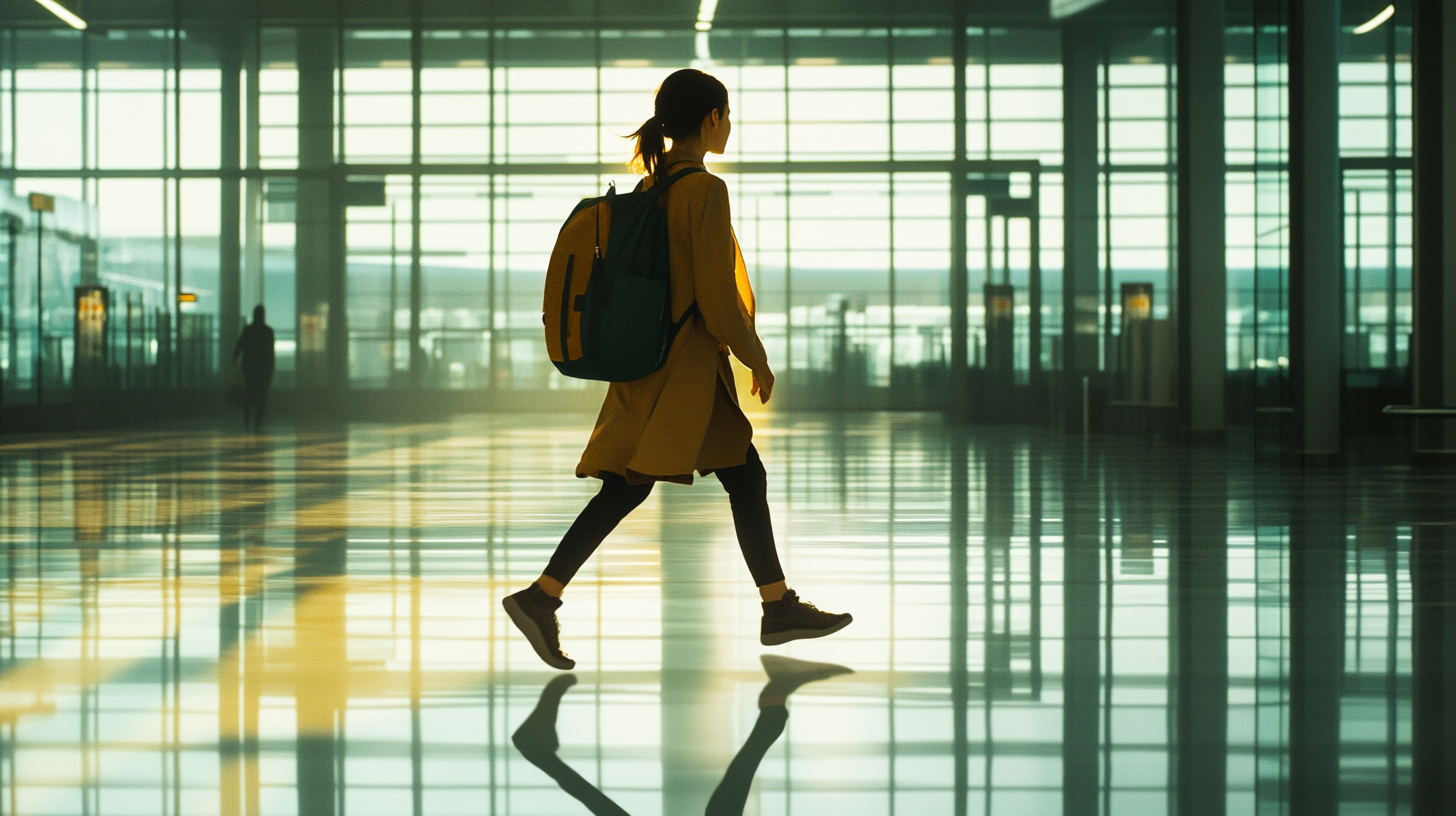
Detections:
[760, 590, 852, 646]
[503, 583, 576, 670]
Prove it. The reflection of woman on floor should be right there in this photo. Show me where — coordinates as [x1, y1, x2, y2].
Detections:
[501, 69, 850, 670]
[511, 656, 852, 816]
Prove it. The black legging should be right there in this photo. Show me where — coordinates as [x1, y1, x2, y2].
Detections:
[544, 444, 785, 588]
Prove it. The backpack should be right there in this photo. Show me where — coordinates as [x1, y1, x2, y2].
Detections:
[543, 167, 703, 382]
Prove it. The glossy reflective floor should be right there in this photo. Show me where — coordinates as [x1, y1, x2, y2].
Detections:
[1, 414, 1452, 816]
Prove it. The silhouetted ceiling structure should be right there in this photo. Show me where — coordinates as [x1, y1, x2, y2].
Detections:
[0, 0, 1412, 65]
[3, 0, 1183, 30]
[1, 0, 1416, 29]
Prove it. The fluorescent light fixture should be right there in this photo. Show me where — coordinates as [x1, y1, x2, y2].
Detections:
[1050, 0, 1107, 20]
[33, 0, 87, 30]
[696, 0, 719, 30]
[692, 0, 718, 66]
[694, 30, 713, 67]
[1353, 4, 1394, 34]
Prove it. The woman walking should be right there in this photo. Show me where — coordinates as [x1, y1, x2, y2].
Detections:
[503, 68, 852, 670]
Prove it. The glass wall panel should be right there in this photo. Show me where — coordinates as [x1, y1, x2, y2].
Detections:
[419, 175, 496, 390]
[94, 48, 169, 170]
[891, 58, 954, 160]
[261, 178, 296, 386]
[179, 52, 221, 170]
[7, 178, 87, 399]
[343, 31, 413, 165]
[95, 177, 169, 388]
[497, 67, 599, 164]
[346, 175, 411, 388]
[494, 174, 598, 391]
[13, 33, 83, 170]
[890, 172, 953, 396]
[421, 32, 492, 164]
[0, 15, 1414, 420]
[258, 29, 298, 169]
[178, 177, 220, 382]
[1342, 169, 1412, 376]
[787, 36, 890, 161]
[723, 60, 788, 162]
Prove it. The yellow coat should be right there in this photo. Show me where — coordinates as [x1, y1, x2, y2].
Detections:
[576, 165, 767, 484]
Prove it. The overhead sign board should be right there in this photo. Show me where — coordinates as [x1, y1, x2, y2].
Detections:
[1050, 0, 1108, 20]
[345, 179, 387, 207]
[29, 193, 55, 213]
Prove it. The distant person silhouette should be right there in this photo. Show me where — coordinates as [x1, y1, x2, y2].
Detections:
[232, 305, 275, 432]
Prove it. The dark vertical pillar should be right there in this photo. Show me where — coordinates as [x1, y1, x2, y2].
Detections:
[1062, 456, 1100, 816]
[243, 25, 263, 314]
[408, 19, 425, 388]
[1410, 0, 1456, 462]
[1447, 1, 1456, 452]
[1410, 523, 1456, 816]
[1170, 449, 1228, 816]
[1287, 474, 1344, 816]
[1287, 0, 1342, 464]
[948, 11, 969, 420]
[1176, 0, 1227, 439]
[295, 29, 337, 396]
[220, 32, 243, 381]
[1062, 27, 1101, 432]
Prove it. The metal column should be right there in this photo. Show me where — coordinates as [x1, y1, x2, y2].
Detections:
[409, 17, 425, 388]
[219, 31, 242, 376]
[1410, 0, 1456, 462]
[1176, 0, 1227, 439]
[1062, 27, 1101, 433]
[295, 29, 341, 395]
[948, 12, 970, 420]
[1287, 0, 1342, 464]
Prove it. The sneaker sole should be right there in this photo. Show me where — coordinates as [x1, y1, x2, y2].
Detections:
[760, 614, 853, 647]
[502, 595, 576, 670]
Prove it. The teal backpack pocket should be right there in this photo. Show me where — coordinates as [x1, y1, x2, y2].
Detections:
[599, 273, 670, 381]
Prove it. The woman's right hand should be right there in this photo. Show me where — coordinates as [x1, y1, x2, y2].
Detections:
[751, 365, 775, 404]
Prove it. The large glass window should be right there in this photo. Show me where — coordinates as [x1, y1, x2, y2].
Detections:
[0, 16, 1415, 413]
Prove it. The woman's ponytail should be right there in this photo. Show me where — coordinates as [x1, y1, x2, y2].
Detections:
[626, 69, 728, 179]
[629, 115, 667, 178]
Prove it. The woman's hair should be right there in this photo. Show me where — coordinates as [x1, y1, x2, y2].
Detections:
[628, 69, 729, 178]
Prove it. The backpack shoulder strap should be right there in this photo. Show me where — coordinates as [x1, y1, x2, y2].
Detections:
[643, 165, 706, 198]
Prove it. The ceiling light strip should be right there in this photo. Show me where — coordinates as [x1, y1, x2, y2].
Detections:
[696, 0, 719, 31]
[1353, 5, 1395, 34]
[33, 0, 88, 30]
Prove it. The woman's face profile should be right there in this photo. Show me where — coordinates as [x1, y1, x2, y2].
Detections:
[706, 105, 732, 154]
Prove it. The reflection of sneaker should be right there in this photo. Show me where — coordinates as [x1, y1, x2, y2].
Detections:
[503, 583, 576, 670]
[759, 654, 853, 701]
[512, 674, 578, 757]
[759, 590, 852, 646]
